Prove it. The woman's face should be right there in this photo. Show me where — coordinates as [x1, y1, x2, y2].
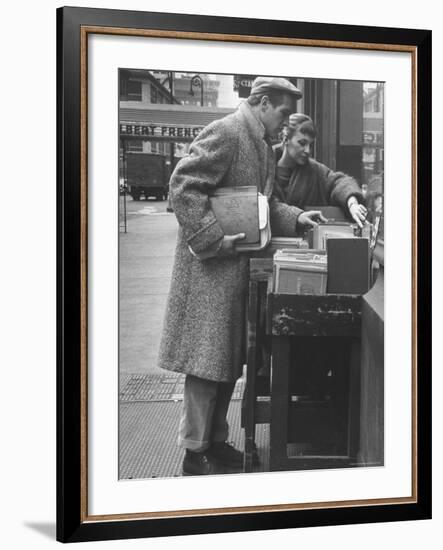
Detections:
[285, 130, 314, 166]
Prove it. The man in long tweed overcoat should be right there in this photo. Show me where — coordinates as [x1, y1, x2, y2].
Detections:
[158, 77, 316, 476]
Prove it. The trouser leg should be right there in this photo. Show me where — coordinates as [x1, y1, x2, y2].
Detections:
[211, 381, 236, 443]
[178, 374, 236, 452]
[178, 374, 218, 452]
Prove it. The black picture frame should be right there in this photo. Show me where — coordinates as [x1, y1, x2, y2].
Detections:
[57, 6, 432, 543]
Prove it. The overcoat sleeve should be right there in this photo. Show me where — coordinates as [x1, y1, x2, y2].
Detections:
[170, 119, 237, 256]
[317, 162, 364, 209]
[269, 194, 303, 237]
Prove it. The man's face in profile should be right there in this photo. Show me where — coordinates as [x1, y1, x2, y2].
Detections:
[261, 94, 295, 138]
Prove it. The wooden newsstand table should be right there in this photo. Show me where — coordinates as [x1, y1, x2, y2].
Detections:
[242, 257, 363, 472]
[266, 290, 362, 471]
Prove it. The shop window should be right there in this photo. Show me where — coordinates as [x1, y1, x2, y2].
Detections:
[150, 87, 168, 104]
[362, 83, 384, 222]
[126, 80, 142, 101]
[127, 140, 143, 152]
[150, 86, 159, 104]
[373, 95, 380, 113]
[151, 142, 167, 155]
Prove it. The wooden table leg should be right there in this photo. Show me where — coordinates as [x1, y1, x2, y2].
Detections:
[243, 280, 259, 472]
[270, 335, 290, 471]
[347, 338, 361, 462]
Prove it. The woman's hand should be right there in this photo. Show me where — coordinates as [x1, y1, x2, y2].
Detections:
[297, 210, 328, 227]
[348, 202, 368, 228]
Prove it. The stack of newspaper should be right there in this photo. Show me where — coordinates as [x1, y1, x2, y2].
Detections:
[273, 250, 327, 295]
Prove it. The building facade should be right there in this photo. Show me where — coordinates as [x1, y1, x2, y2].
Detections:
[119, 70, 234, 183]
[119, 70, 384, 214]
[120, 69, 178, 156]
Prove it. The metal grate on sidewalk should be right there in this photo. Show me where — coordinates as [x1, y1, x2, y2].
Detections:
[119, 372, 245, 403]
[118, 371, 255, 480]
[119, 400, 269, 480]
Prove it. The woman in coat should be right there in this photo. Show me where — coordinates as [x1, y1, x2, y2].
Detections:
[270, 113, 368, 236]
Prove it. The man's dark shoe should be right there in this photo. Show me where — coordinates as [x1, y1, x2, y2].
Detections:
[208, 441, 243, 468]
[182, 449, 222, 476]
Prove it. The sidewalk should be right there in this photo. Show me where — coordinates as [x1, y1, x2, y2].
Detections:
[119, 200, 177, 377]
[118, 200, 269, 479]
[119, 371, 270, 479]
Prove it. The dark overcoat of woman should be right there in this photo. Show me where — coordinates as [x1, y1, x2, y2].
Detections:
[270, 148, 364, 236]
[157, 101, 277, 383]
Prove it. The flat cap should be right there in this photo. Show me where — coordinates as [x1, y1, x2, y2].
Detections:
[250, 77, 302, 99]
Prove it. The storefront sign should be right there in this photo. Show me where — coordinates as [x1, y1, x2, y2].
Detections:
[363, 131, 384, 145]
[233, 74, 256, 98]
[120, 123, 204, 141]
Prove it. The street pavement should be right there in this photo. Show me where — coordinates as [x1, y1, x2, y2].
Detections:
[118, 197, 263, 478]
[119, 195, 177, 377]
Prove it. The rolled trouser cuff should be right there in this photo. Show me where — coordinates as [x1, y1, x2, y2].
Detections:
[178, 436, 210, 452]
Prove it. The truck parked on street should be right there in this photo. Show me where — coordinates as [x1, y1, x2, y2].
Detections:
[125, 153, 168, 201]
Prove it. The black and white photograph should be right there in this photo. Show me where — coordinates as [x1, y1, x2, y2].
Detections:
[1, 0, 438, 546]
[52, 5, 432, 543]
[118, 69, 385, 480]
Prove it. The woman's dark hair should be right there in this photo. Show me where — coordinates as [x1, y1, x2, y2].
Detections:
[285, 113, 317, 140]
